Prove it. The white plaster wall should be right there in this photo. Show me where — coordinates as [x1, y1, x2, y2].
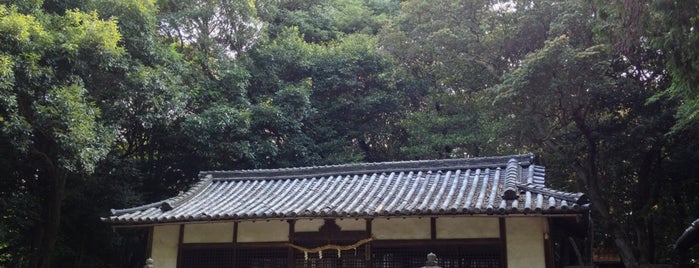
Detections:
[506, 217, 547, 268]
[373, 218, 430, 239]
[183, 222, 233, 243]
[436, 217, 499, 239]
[237, 220, 288, 242]
[295, 219, 324, 232]
[337, 218, 366, 231]
[151, 225, 179, 268]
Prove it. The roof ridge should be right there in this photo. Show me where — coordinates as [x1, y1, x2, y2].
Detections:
[502, 158, 520, 200]
[202, 153, 535, 180]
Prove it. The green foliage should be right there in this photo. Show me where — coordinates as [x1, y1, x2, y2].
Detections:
[307, 33, 405, 162]
[0, 0, 698, 267]
[184, 109, 246, 161]
[0, 4, 126, 267]
[58, 10, 122, 54]
[329, 0, 378, 34]
[400, 92, 500, 159]
[268, 0, 399, 43]
[87, 0, 159, 63]
[649, 0, 699, 130]
[0, 5, 51, 51]
[247, 26, 317, 97]
[492, 18, 689, 264]
[382, 0, 504, 92]
[282, 3, 340, 42]
[158, 0, 263, 57]
[41, 0, 87, 14]
[34, 84, 114, 173]
[496, 36, 613, 123]
[0, 0, 43, 14]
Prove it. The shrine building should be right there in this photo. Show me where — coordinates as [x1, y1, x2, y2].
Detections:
[105, 154, 590, 268]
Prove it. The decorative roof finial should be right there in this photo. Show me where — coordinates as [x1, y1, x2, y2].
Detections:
[502, 158, 520, 200]
[422, 252, 442, 267]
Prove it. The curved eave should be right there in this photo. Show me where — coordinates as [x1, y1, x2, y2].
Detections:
[104, 204, 590, 226]
[109, 176, 214, 218]
[675, 218, 699, 250]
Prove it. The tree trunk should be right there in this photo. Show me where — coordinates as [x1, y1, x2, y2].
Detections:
[612, 225, 639, 268]
[33, 170, 66, 268]
[570, 115, 640, 268]
[634, 148, 662, 265]
[583, 181, 640, 268]
[28, 146, 67, 268]
[28, 221, 45, 268]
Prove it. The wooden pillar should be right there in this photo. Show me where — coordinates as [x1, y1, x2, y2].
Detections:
[145, 226, 154, 258]
[232, 222, 238, 268]
[288, 220, 296, 268]
[499, 218, 508, 268]
[544, 218, 553, 268]
[176, 224, 184, 268]
[430, 217, 437, 240]
[544, 232, 552, 268]
[365, 218, 373, 268]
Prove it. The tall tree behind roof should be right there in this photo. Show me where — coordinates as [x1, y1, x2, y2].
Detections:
[0, 5, 123, 268]
[649, 0, 699, 131]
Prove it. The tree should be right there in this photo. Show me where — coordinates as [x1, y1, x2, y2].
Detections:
[400, 92, 501, 159]
[492, 31, 681, 266]
[158, 0, 263, 75]
[265, 0, 399, 43]
[306, 33, 406, 163]
[0, 5, 123, 268]
[0, 0, 696, 267]
[649, 0, 699, 130]
[247, 27, 407, 164]
[381, 0, 567, 159]
[243, 27, 318, 166]
[381, 0, 506, 92]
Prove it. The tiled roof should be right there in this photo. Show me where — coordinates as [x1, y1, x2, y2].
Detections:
[106, 154, 589, 225]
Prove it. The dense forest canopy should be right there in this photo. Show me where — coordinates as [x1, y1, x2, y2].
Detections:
[0, 0, 697, 267]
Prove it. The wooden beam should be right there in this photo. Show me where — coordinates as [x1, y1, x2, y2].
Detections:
[180, 239, 499, 249]
[179, 242, 293, 250]
[371, 238, 500, 248]
[294, 230, 366, 242]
